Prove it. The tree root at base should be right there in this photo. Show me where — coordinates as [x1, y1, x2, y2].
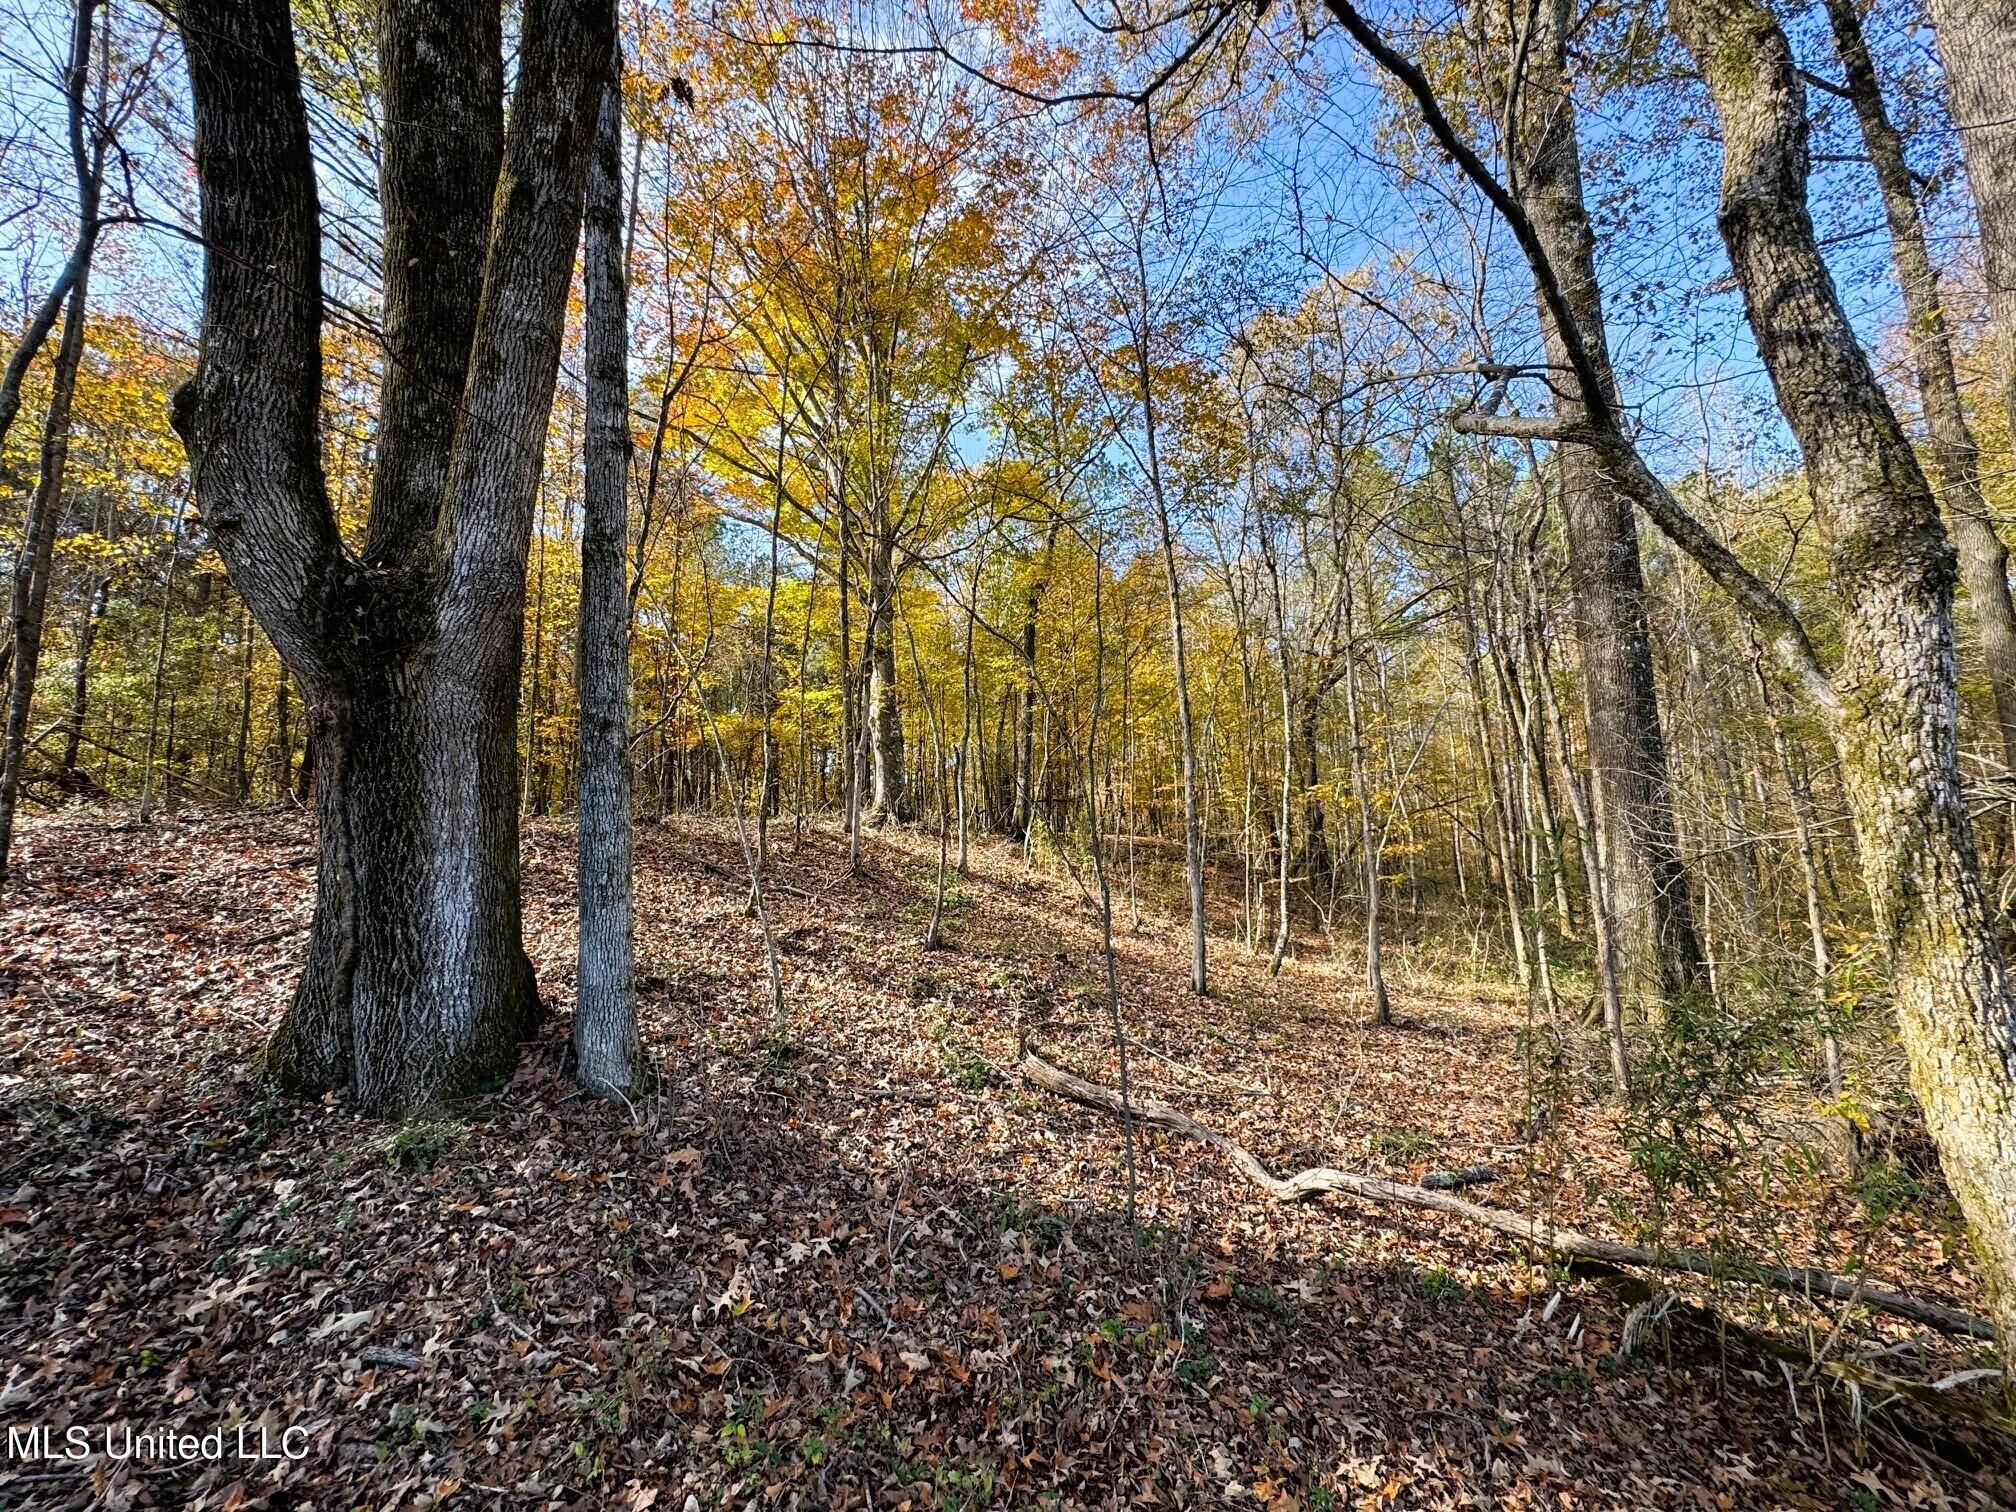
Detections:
[1017, 1046, 1995, 1342]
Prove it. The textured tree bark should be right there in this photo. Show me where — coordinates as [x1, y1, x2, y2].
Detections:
[173, 0, 612, 1114]
[1504, 0, 1706, 1009]
[1922, 0, 2016, 444]
[1674, 0, 2016, 1354]
[573, 51, 642, 1101]
[366, 0, 502, 568]
[1825, 0, 2016, 776]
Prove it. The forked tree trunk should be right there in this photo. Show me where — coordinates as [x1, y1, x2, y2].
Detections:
[1674, 0, 2016, 1352]
[173, 0, 612, 1114]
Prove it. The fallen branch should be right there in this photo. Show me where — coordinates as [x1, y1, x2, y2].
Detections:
[1591, 1267, 2013, 1437]
[1018, 1048, 1994, 1341]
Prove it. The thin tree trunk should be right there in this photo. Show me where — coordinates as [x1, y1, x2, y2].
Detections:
[1131, 235, 1208, 995]
[0, 0, 103, 468]
[0, 0, 103, 881]
[138, 497, 187, 826]
[573, 48, 641, 1102]
[234, 606, 254, 799]
[1342, 602, 1390, 1025]
[58, 574, 108, 773]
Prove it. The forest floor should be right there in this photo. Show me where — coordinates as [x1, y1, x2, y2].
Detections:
[2, 809, 2012, 1511]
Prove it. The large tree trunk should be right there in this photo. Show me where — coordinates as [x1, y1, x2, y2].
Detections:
[1506, 0, 1706, 1009]
[1825, 0, 2016, 775]
[172, 0, 612, 1114]
[1674, 0, 2016, 1354]
[269, 682, 538, 1104]
[1922, 0, 2016, 446]
[573, 50, 642, 1101]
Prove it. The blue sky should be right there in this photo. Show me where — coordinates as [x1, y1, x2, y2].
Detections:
[0, 0, 1977, 508]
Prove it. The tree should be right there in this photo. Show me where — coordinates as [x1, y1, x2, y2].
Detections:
[1921, 0, 2016, 448]
[0, 0, 113, 884]
[1669, 0, 2016, 1354]
[170, 0, 615, 1113]
[1319, 0, 2016, 1355]
[574, 45, 643, 1101]
[1488, 0, 1707, 1011]
[1820, 0, 2016, 777]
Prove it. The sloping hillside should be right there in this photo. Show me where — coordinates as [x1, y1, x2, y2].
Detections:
[1, 810, 2007, 1509]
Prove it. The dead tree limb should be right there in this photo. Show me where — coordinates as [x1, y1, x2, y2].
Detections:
[1018, 1047, 1994, 1341]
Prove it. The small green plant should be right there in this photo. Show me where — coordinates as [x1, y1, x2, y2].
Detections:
[1371, 1129, 1434, 1160]
[943, 1049, 990, 1091]
[719, 1394, 776, 1473]
[1853, 1157, 1926, 1225]
[1533, 1363, 1591, 1394]
[1623, 990, 1808, 1214]
[1232, 1281, 1293, 1319]
[1409, 1264, 1464, 1302]
[384, 1120, 463, 1174]
[1174, 1348, 1217, 1386]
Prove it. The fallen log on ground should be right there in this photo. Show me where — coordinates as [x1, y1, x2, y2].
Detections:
[1586, 1266, 2013, 1436]
[1018, 1047, 1995, 1342]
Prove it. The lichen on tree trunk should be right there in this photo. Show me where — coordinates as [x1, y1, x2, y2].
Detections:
[1673, 0, 2016, 1353]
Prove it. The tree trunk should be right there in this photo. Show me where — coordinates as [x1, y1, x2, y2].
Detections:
[573, 49, 641, 1101]
[0, 0, 103, 884]
[1675, 0, 2016, 1354]
[1825, 0, 2016, 776]
[0, 0, 102, 473]
[1342, 617, 1390, 1024]
[0, 268, 89, 873]
[1922, 0, 2016, 446]
[865, 534, 907, 823]
[59, 574, 108, 773]
[1506, 0, 1706, 1009]
[173, 0, 613, 1114]
[269, 683, 538, 1104]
